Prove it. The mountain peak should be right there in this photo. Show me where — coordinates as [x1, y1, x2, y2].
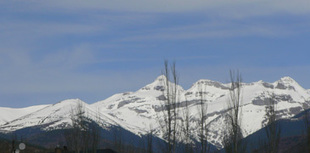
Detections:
[155, 75, 166, 82]
[279, 76, 296, 83]
[139, 75, 184, 92]
[196, 79, 219, 84]
[273, 76, 301, 91]
[190, 79, 227, 90]
[276, 76, 299, 87]
[139, 75, 166, 92]
[55, 98, 82, 104]
[52, 99, 86, 109]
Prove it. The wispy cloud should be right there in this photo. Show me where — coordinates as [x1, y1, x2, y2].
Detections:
[117, 20, 308, 42]
[0, 0, 310, 107]
[0, 49, 161, 95]
[7, 0, 310, 16]
[2, 1, 310, 45]
[0, 21, 105, 45]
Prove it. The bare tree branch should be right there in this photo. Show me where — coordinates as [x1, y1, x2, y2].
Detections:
[157, 60, 180, 153]
[196, 83, 211, 153]
[223, 70, 246, 153]
[262, 93, 281, 153]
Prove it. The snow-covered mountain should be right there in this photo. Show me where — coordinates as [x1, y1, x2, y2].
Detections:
[92, 75, 310, 148]
[0, 99, 121, 133]
[0, 105, 49, 125]
[0, 76, 309, 149]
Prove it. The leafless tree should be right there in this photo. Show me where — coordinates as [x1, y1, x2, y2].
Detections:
[197, 84, 210, 153]
[86, 115, 100, 153]
[181, 97, 194, 153]
[89, 111, 100, 153]
[223, 70, 246, 153]
[65, 102, 85, 153]
[157, 60, 180, 153]
[65, 102, 100, 153]
[262, 94, 281, 153]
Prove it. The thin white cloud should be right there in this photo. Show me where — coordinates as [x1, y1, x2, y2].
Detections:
[40, 44, 97, 69]
[0, 50, 159, 95]
[2, 1, 309, 46]
[118, 21, 300, 42]
[0, 21, 105, 39]
[1, 0, 310, 107]
[8, 0, 310, 16]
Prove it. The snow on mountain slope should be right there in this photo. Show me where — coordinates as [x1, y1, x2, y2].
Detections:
[92, 76, 310, 148]
[0, 105, 49, 125]
[91, 75, 184, 135]
[185, 76, 309, 147]
[0, 99, 120, 132]
[0, 76, 309, 149]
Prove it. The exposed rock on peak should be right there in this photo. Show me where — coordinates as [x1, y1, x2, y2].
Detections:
[279, 76, 296, 83]
[1, 75, 309, 149]
[191, 79, 229, 90]
[274, 77, 300, 90]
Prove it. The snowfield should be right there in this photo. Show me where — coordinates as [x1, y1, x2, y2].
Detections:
[0, 76, 309, 149]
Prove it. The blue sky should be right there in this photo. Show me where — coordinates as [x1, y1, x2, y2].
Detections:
[1, 0, 310, 107]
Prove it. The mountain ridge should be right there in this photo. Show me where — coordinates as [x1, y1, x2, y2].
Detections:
[0, 76, 309, 149]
